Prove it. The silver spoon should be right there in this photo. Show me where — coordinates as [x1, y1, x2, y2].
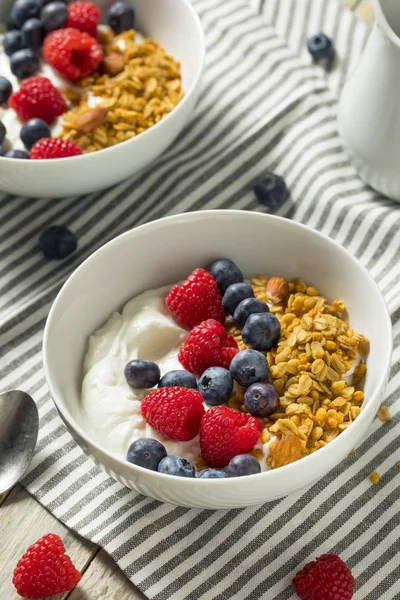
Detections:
[0, 391, 39, 495]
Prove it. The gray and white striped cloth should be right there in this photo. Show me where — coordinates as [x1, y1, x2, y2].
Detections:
[2, 0, 400, 598]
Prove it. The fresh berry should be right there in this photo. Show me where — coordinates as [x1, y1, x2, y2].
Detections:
[7, 14, 20, 31]
[40, 0, 69, 6]
[12, 533, 81, 598]
[222, 282, 254, 314]
[9, 76, 67, 124]
[66, 1, 100, 38]
[0, 77, 13, 104]
[158, 455, 195, 477]
[158, 370, 197, 389]
[0, 122, 6, 145]
[107, 0, 135, 34]
[227, 454, 261, 477]
[3, 30, 26, 56]
[43, 28, 103, 81]
[141, 387, 205, 441]
[254, 172, 289, 209]
[200, 406, 261, 468]
[242, 312, 280, 351]
[20, 118, 51, 149]
[178, 319, 238, 375]
[10, 48, 40, 79]
[10, 0, 41, 28]
[126, 438, 167, 471]
[166, 268, 225, 329]
[293, 554, 355, 600]
[22, 18, 44, 50]
[5, 149, 30, 158]
[124, 359, 160, 388]
[197, 469, 228, 479]
[0, 148, 6, 157]
[39, 225, 77, 259]
[31, 138, 83, 158]
[230, 349, 269, 388]
[208, 258, 243, 294]
[198, 366, 233, 406]
[307, 34, 334, 60]
[244, 382, 279, 417]
[41, 1, 69, 31]
[233, 297, 269, 328]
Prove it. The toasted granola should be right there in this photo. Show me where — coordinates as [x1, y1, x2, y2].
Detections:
[226, 275, 369, 467]
[58, 28, 184, 152]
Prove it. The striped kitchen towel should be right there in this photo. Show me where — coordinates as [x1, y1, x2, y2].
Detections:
[2, 0, 400, 598]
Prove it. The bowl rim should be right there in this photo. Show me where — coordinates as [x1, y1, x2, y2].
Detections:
[0, 0, 206, 165]
[43, 210, 393, 487]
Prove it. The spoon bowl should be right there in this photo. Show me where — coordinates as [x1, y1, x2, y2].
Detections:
[0, 391, 39, 495]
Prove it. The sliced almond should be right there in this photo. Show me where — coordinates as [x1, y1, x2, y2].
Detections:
[73, 107, 108, 133]
[266, 276, 289, 304]
[102, 52, 125, 76]
[270, 436, 302, 469]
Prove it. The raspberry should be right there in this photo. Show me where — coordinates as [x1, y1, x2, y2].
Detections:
[66, 1, 100, 38]
[8, 76, 67, 124]
[43, 28, 103, 82]
[31, 138, 83, 159]
[293, 554, 355, 600]
[13, 533, 81, 598]
[166, 268, 225, 329]
[200, 406, 261, 468]
[141, 387, 205, 441]
[178, 319, 238, 375]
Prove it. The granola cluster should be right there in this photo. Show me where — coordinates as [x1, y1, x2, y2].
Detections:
[226, 275, 369, 468]
[58, 28, 183, 152]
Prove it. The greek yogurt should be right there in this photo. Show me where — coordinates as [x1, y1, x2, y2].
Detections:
[81, 285, 276, 470]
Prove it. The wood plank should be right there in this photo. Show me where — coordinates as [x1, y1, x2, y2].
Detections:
[0, 485, 96, 600]
[67, 549, 147, 600]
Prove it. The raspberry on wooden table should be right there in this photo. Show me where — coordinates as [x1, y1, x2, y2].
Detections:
[43, 28, 103, 82]
[12, 533, 81, 598]
[292, 554, 355, 600]
[178, 319, 239, 375]
[9, 76, 67, 124]
[166, 268, 225, 329]
[31, 138, 83, 159]
[66, 1, 100, 38]
[141, 387, 205, 441]
[200, 406, 261, 468]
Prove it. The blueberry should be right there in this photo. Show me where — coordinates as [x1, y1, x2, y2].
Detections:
[208, 258, 243, 294]
[0, 148, 6, 157]
[40, 1, 69, 31]
[4, 149, 30, 159]
[158, 370, 197, 389]
[0, 122, 6, 145]
[158, 456, 195, 477]
[124, 359, 160, 388]
[39, 225, 77, 259]
[227, 454, 261, 477]
[198, 366, 233, 406]
[307, 33, 333, 60]
[253, 172, 288, 210]
[107, 1, 135, 34]
[198, 469, 228, 479]
[39, 0, 68, 6]
[7, 14, 20, 30]
[22, 18, 44, 51]
[3, 30, 26, 56]
[244, 383, 279, 417]
[10, 48, 40, 79]
[233, 298, 269, 328]
[126, 438, 167, 471]
[222, 282, 254, 314]
[20, 118, 51, 149]
[0, 77, 13, 104]
[242, 313, 280, 352]
[11, 0, 41, 28]
[229, 349, 269, 388]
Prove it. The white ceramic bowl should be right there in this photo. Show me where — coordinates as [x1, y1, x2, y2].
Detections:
[0, 0, 205, 198]
[43, 211, 392, 509]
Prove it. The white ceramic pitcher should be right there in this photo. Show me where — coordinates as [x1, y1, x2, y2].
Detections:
[338, 0, 400, 201]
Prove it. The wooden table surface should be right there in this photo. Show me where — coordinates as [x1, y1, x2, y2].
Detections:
[0, 2, 372, 599]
